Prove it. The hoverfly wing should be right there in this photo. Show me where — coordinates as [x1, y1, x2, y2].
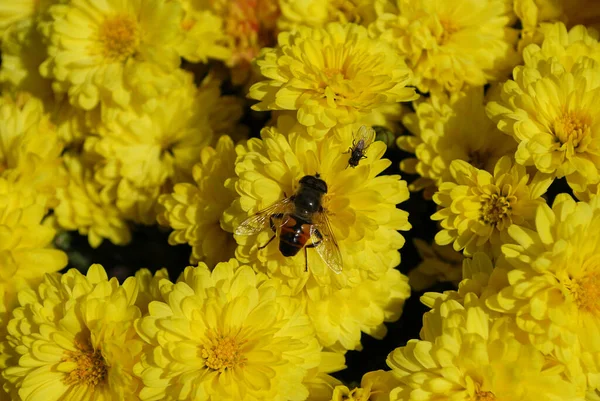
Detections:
[235, 197, 294, 236]
[310, 212, 343, 274]
[354, 125, 376, 149]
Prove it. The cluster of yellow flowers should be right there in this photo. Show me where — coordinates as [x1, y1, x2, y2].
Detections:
[1, 0, 600, 400]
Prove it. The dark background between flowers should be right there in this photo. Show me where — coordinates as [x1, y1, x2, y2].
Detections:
[52, 76, 571, 386]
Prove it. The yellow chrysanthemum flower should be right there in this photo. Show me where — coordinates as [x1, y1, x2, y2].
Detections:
[515, 0, 600, 51]
[277, 0, 376, 31]
[226, 121, 411, 295]
[0, 92, 65, 208]
[432, 156, 551, 256]
[95, 71, 211, 187]
[370, 0, 519, 93]
[387, 294, 582, 401]
[398, 86, 518, 197]
[408, 239, 463, 292]
[135, 259, 342, 401]
[54, 152, 131, 248]
[90, 72, 213, 224]
[487, 54, 600, 192]
[158, 135, 238, 265]
[485, 194, 600, 389]
[330, 370, 399, 401]
[224, 121, 411, 350]
[1, 264, 143, 401]
[40, 0, 185, 110]
[248, 22, 417, 137]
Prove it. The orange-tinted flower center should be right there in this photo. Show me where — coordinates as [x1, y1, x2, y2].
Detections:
[554, 111, 591, 148]
[202, 330, 247, 371]
[99, 15, 140, 62]
[62, 340, 108, 387]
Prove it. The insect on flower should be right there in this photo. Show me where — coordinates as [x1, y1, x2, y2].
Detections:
[344, 125, 376, 168]
[235, 174, 343, 274]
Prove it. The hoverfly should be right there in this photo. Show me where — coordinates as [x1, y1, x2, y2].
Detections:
[235, 174, 343, 274]
[344, 125, 376, 168]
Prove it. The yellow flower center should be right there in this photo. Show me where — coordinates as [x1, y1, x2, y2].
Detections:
[572, 271, 600, 315]
[99, 15, 140, 62]
[475, 390, 496, 401]
[480, 193, 513, 226]
[201, 330, 247, 371]
[61, 340, 108, 387]
[554, 111, 591, 148]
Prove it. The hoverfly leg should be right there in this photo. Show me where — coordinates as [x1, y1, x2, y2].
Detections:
[304, 247, 308, 272]
[304, 235, 323, 272]
[258, 235, 276, 250]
